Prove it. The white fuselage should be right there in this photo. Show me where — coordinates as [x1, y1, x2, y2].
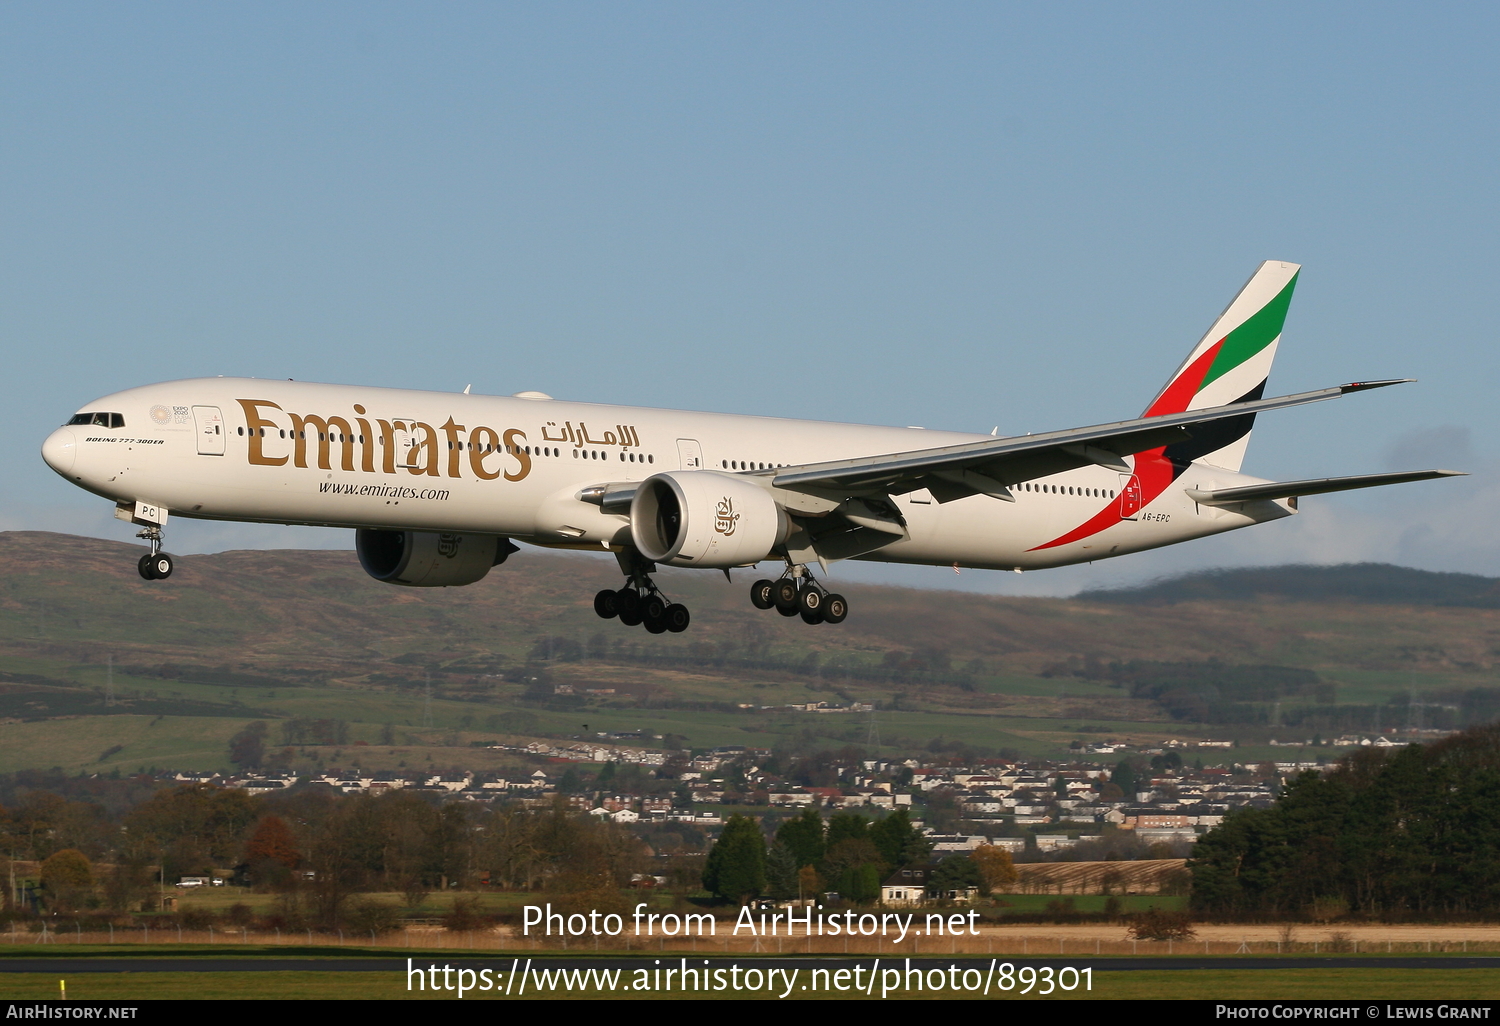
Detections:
[41, 378, 1291, 573]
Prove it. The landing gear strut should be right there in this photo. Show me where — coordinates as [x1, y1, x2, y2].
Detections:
[751, 566, 846, 625]
[594, 551, 690, 633]
[135, 526, 174, 580]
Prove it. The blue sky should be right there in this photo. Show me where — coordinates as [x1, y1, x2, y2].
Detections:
[3, 3, 1496, 595]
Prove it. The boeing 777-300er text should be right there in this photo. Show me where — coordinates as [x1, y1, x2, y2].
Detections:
[41, 261, 1462, 633]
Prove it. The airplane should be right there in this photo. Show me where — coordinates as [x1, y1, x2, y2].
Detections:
[40, 260, 1462, 634]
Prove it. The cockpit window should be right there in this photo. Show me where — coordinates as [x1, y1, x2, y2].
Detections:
[66, 413, 125, 428]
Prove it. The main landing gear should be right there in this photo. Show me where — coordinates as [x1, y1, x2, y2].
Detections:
[135, 526, 175, 581]
[593, 553, 690, 634]
[750, 568, 847, 626]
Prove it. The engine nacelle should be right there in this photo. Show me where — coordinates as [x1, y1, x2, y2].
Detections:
[356, 529, 518, 587]
[630, 471, 787, 568]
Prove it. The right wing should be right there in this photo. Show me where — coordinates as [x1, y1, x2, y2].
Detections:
[769, 379, 1411, 507]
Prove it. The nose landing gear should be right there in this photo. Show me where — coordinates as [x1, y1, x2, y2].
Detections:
[751, 567, 846, 625]
[135, 526, 175, 580]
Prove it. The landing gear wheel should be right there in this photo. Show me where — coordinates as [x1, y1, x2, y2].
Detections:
[146, 553, 173, 580]
[822, 594, 848, 624]
[609, 549, 692, 633]
[772, 579, 799, 613]
[138, 553, 157, 580]
[642, 595, 667, 623]
[798, 588, 823, 617]
[750, 579, 776, 610]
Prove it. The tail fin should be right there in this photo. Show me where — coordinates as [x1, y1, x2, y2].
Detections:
[1143, 260, 1300, 472]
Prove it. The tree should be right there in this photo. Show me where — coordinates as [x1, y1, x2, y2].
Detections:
[870, 808, 927, 869]
[928, 854, 982, 899]
[764, 841, 799, 901]
[229, 722, 268, 768]
[1112, 759, 1138, 798]
[821, 835, 883, 903]
[40, 849, 93, 910]
[702, 815, 766, 903]
[798, 864, 825, 901]
[245, 815, 300, 868]
[775, 807, 825, 869]
[124, 783, 260, 882]
[244, 814, 300, 887]
[840, 862, 881, 904]
[1150, 751, 1183, 772]
[971, 844, 1018, 895]
[825, 812, 869, 848]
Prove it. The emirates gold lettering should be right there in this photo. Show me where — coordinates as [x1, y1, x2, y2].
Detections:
[440, 417, 466, 479]
[237, 399, 532, 483]
[502, 429, 531, 482]
[469, 426, 501, 481]
[235, 399, 289, 467]
[407, 422, 440, 477]
[352, 405, 376, 473]
[377, 418, 401, 475]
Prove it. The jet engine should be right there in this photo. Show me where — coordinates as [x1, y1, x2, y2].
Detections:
[355, 529, 519, 587]
[630, 471, 787, 568]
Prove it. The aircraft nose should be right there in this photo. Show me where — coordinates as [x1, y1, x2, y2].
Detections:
[41, 427, 77, 476]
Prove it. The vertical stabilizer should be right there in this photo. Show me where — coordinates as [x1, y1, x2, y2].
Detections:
[1142, 260, 1300, 471]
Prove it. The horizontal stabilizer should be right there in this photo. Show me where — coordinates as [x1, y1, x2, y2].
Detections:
[1185, 469, 1465, 507]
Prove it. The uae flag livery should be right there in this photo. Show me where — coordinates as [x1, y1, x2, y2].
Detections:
[1033, 261, 1299, 550]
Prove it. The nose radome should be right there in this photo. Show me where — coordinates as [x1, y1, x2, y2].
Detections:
[41, 427, 77, 476]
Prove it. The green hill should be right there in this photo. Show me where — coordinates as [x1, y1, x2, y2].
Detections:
[2, 531, 1498, 774]
[1077, 563, 1500, 608]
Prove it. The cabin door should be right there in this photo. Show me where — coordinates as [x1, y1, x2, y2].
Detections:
[676, 438, 703, 470]
[192, 406, 225, 456]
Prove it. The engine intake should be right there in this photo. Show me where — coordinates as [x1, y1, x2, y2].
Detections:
[630, 471, 786, 568]
[356, 529, 518, 587]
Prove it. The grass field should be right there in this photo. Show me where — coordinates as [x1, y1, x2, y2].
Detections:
[0, 697, 1223, 775]
[1, 967, 1495, 1001]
